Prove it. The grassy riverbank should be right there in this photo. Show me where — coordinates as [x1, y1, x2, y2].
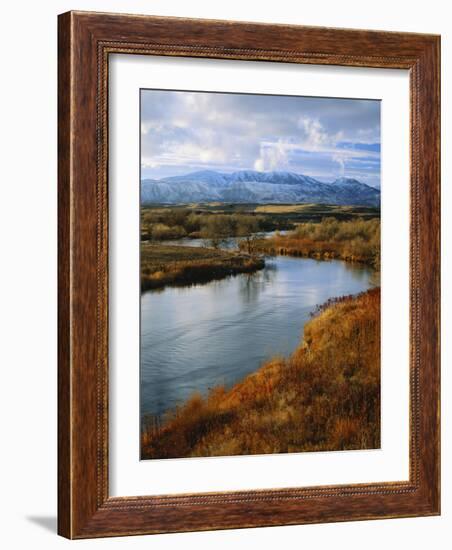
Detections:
[141, 243, 265, 290]
[141, 287, 380, 459]
[248, 217, 380, 268]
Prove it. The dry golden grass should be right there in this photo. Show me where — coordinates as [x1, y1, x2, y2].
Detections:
[250, 217, 380, 268]
[253, 204, 360, 214]
[141, 243, 264, 290]
[141, 287, 381, 459]
[255, 204, 319, 213]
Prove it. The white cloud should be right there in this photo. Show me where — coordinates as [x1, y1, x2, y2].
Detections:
[254, 139, 289, 171]
[141, 158, 161, 169]
[298, 117, 329, 149]
[140, 90, 380, 181]
[297, 116, 345, 151]
[332, 153, 346, 175]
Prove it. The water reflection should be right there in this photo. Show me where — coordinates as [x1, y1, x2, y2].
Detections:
[238, 262, 278, 304]
[140, 255, 377, 418]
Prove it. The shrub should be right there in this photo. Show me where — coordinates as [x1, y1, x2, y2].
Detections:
[150, 223, 187, 240]
[252, 217, 380, 268]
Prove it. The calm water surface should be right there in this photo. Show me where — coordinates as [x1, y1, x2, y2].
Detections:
[140, 245, 377, 418]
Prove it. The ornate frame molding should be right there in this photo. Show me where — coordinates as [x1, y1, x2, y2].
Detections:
[58, 11, 440, 538]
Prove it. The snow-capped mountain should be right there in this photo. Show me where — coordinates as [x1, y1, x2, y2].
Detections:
[141, 170, 380, 207]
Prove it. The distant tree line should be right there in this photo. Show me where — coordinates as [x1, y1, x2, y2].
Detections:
[141, 208, 272, 252]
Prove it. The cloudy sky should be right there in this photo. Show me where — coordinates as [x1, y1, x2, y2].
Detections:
[141, 89, 381, 188]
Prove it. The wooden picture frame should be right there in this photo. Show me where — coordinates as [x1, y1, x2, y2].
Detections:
[58, 11, 440, 539]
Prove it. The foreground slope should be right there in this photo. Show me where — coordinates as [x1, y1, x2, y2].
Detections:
[141, 288, 381, 459]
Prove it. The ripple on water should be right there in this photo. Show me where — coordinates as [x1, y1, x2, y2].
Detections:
[140, 256, 376, 417]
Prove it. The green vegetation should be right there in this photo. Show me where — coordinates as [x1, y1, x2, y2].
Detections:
[141, 287, 381, 459]
[141, 243, 264, 290]
[249, 217, 380, 269]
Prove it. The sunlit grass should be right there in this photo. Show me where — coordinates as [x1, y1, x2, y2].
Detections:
[141, 287, 381, 459]
[250, 217, 380, 268]
[141, 243, 264, 290]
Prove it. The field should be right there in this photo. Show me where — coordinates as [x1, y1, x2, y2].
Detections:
[141, 243, 264, 290]
[254, 203, 380, 220]
[141, 287, 381, 459]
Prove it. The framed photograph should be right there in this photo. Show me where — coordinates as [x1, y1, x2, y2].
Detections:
[58, 11, 440, 538]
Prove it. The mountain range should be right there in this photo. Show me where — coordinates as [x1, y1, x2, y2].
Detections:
[141, 170, 380, 207]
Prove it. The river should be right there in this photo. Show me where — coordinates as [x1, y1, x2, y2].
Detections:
[140, 239, 377, 418]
